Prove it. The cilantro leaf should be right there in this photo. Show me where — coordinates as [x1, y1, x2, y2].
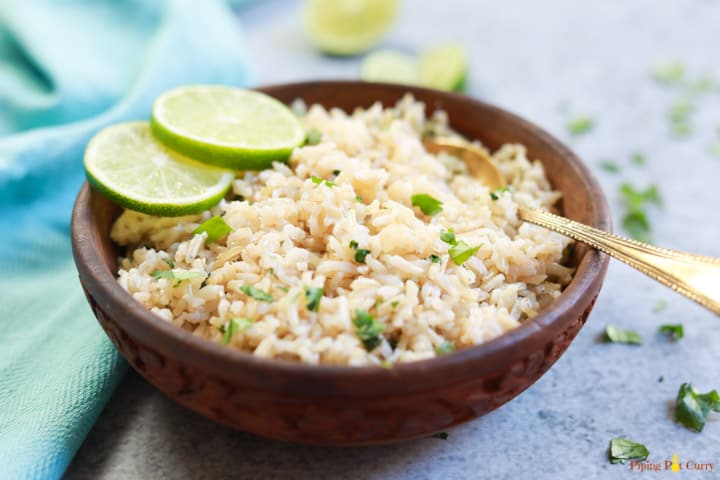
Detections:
[652, 299, 667, 313]
[355, 194, 364, 203]
[620, 183, 662, 210]
[353, 309, 384, 350]
[630, 151, 646, 166]
[150, 270, 205, 281]
[605, 325, 642, 345]
[429, 254, 442, 263]
[239, 285, 273, 302]
[304, 285, 324, 312]
[435, 341, 454, 355]
[600, 161, 621, 173]
[311, 175, 335, 187]
[489, 186, 510, 201]
[440, 228, 457, 246]
[411, 193, 443, 216]
[567, 116, 594, 136]
[659, 324, 684, 341]
[448, 240, 482, 265]
[193, 216, 233, 245]
[222, 317, 254, 345]
[609, 438, 649, 464]
[162, 257, 175, 268]
[622, 210, 652, 243]
[349, 240, 370, 263]
[676, 383, 720, 432]
[306, 128, 322, 145]
[650, 61, 685, 86]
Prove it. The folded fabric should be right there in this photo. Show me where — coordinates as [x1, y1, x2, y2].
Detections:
[0, 1, 252, 478]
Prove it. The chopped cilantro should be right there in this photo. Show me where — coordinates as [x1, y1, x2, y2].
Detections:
[161, 257, 175, 268]
[311, 175, 335, 187]
[489, 186, 509, 201]
[349, 240, 370, 263]
[675, 382, 720, 432]
[239, 285, 273, 302]
[193, 216, 233, 245]
[671, 122, 693, 137]
[429, 254, 442, 263]
[304, 286, 323, 312]
[390, 301, 400, 308]
[332, 169, 341, 176]
[411, 193, 443, 216]
[353, 309, 384, 350]
[619, 183, 662, 242]
[435, 341, 454, 355]
[306, 128, 322, 145]
[630, 151, 646, 166]
[448, 240, 482, 265]
[150, 270, 205, 281]
[605, 325, 642, 345]
[440, 228, 457, 246]
[652, 299, 667, 313]
[609, 438, 649, 464]
[659, 324, 684, 341]
[669, 99, 693, 122]
[276, 286, 290, 292]
[355, 194, 364, 203]
[233, 194, 245, 202]
[600, 160, 621, 173]
[622, 211, 652, 243]
[200, 274, 209, 289]
[650, 61, 685, 86]
[430, 432, 449, 440]
[222, 317, 254, 345]
[620, 183, 662, 209]
[566, 116, 594, 136]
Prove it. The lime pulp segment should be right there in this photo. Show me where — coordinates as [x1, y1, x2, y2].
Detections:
[84, 122, 235, 216]
[151, 86, 305, 170]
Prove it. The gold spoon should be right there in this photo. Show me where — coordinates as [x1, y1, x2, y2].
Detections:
[424, 136, 720, 316]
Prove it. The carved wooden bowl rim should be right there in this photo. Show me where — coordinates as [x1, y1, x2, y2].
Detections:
[71, 81, 611, 397]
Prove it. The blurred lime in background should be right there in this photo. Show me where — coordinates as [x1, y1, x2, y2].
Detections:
[361, 50, 417, 84]
[304, 0, 399, 55]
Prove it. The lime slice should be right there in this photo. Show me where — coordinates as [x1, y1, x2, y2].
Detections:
[361, 50, 417, 84]
[418, 44, 468, 92]
[151, 86, 305, 170]
[84, 122, 234, 216]
[304, 0, 399, 55]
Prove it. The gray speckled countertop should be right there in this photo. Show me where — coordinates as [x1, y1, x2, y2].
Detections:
[65, 1, 720, 478]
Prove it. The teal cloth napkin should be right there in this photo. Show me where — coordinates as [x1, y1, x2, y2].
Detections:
[0, 1, 252, 478]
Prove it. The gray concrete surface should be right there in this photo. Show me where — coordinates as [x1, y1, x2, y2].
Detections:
[65, 0, 720, 478]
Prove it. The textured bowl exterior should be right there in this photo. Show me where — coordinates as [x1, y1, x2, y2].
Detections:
[71, 81, 610, 445]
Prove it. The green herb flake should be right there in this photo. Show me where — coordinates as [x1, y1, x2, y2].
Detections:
[193, 216, 233, 245]
[349, 240, 369, 263]
[435, 341, 455, 355]
[200, 274, 210, 289]
[566, 116, 594, 136]
[622, 210, 652, 243]
[489, 186, 509, 201]
[600, 160, 621, 173]
[605, 325, 642, 345]
[609, 438, 649, 464]
[390, 301, 400, 309]
[239, 284, 273, 302]
[311, 175, 335, 187]
[332, 169, 341, 176]
[669, 99, 693, 122]
[411, 193, 443, 216]
[652, 299, 667, 313]
[675, 382, 720, 432]
[222, 317, 254, 345]
[276, 286, 290, 292]
[304, 286, 324, 312]
[430, 432, 449, 440]
[440, 228, 457, 246]
[355, 194, 364, 203]
[671, 122, 693, 137]
[306, 128, 322, 145]
[620, 183, 662, 209]
[233, 194, 245, 202]
[429, 254, 442, 263]
[659, 324, 684, 341]
[650, 61, 686, 86]
[162, 257, 175, 268]
[353, 309, 384, 350]
[150, 270, 205, 281]
[448, 240, 482, 265]
[619, 183, 662, 242]
[630, 152, 646, 166]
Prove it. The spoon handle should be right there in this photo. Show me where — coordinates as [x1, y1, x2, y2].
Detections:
[519, 207, 720, 315]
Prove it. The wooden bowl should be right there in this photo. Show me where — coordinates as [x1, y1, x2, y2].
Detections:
[71, 81, 610, 445]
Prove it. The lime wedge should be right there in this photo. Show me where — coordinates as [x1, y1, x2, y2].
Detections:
[151, 86, 305, 170]
[418, 44, 468, 92]
[304, 0, 399, 55]
[84, 122, 234, 216]
[361, 50, 417, 84]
